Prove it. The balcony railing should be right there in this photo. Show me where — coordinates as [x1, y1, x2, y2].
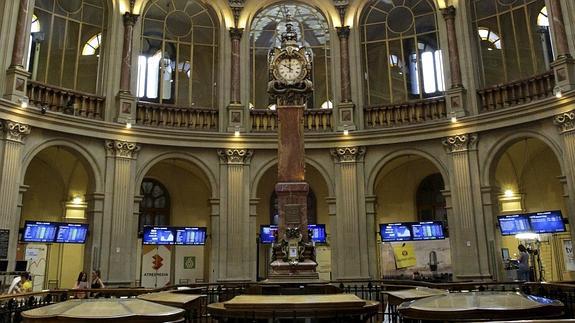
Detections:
[136, 101, 218, 131]
[364, 97, 447, 128]
[27, 81, 104, 119]
[250, 108, 333, 132]
[478, 71, 555, 112]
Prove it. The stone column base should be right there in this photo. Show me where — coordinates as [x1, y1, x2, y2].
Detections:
[551, 55, 575, 92]
[337, 102, 356, 131]
[445, 87, 467, 117]
[116, 91, 137, 124]
[4, 66, 29, 103]
[227, 103, 244, 132]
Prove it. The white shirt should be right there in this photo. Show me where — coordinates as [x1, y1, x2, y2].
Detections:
[7, 276, 21, 294]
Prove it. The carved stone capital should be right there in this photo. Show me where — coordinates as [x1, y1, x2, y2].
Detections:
[229, 27, 244, 40]
[333, 0, 349, 24]
[554, 110, 575, 133]
[229, 0, 244, 26]
[442, 134, 478, 153]
[2, 120, 30, 142]
[123, 12, 139, 27]
[442, 5, 456, 21]
[218, 149, 253, 164]
[331, 146, 366, 163]
[336, 26, 350, 39]
[105, 140, 140, 158]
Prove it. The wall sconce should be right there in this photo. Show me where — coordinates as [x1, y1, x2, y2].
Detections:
[72, 196, 83, 205]
[553, 86, 563, 98]
[126, 122, 132, 129]
[504, 189, 514, 197]
[450, 112, 457, 123]
[234, 127, 240, 137]
[18, 97, 28, 108]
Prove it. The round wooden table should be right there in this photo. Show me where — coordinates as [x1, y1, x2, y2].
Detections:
[21, 298, 186, 323]
[398, 291, 564, 322]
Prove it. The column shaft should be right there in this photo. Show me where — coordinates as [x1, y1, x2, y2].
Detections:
[230, 28, 243, 104]
[442, 6, 463, 88]
[10, 0, 29, 67]
[336, 26, 351, 103]
[548, 0, 571, 58]
[120, 13, 139, 92]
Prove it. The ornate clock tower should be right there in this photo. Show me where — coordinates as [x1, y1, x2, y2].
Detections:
[267, 21, 318, 281]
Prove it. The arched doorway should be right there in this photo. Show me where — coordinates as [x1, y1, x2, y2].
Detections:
[21, 145, 96, 290]
[489, 138, 568, 281]
[137, 158, 212, 286]
[373, 155, 451, 279]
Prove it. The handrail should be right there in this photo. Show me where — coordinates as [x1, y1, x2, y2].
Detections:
[27, 80, 104, 119]
[249, 108, 333, 132]
[364, 96, 447, 128]
[478, 71, 555, 112]
[136, 101, 218, 130]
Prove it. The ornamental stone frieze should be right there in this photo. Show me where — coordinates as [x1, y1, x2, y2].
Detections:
[554, 110, 575, 133]
[217, 149, 253, 164]
[442, 134, 478, 153]
[105, 140, 141, 158]
[1, 120, 31, 142]
[330, 146, 366, 163]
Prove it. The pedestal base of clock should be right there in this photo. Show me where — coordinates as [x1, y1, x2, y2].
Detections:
[267, 259, 319, 282]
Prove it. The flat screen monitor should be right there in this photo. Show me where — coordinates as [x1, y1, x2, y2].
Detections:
[142, 226, 175, 245]
[411, 221, 445, 240]
[15, 260, 27, 272]
[308, 224, 327, 243]
[22, 221, 58, 243]
[260, 225, 277, 244]
[174, 227, 207, 245]
[528, 210, 566, 234]
[56, 223, 89, 243]
[0, 260, 7, 272]
[497, 214, 531, 235]
[380, 223, 412, 242]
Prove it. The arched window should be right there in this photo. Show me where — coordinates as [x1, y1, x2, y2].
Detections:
[361, 0, 444, 106]
[30, 0, 107, 93]
[139, 179, 170, 232]
[270, 189, 317, 225]
[138, 0, 218, 108]
[472, 0, 553, 86]
[416, 173, 448, 235]
[82, 33, 102, 56]
[250, 4, 332, 110]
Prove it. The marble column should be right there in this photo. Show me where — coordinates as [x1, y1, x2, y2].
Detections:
[116, 13, 139, 124]
[0, 120, 30, 268]
[208, 198, 220, 282]
[216, 149, 253, 281]
[441, 6, 466, 117]
[336, 26, 355, 130]
[103, 140, 140, 285]
[548, 0, 575, 91]
[442, 6, 462, 89]
[331, 147, 373, 280]
[442, 134, 492, 280]
[336, 26, 351, 103]
[4, 0, 31, 102]
[227, 28, 244, 132]
[554, 111, 575, 242]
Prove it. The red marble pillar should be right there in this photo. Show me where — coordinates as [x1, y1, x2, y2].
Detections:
[336, 26, 352, 103]
[229, 28, 243, 104]
[11, 0, 29, 67]
[120, 13, 139, 93]
[442, 6, 463, 88]
[548, 0, 571, 58]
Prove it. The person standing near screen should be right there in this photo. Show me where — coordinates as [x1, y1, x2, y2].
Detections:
[517, 244, 530, 281]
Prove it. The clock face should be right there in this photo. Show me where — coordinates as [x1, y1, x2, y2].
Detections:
[276, 57, 304, 82]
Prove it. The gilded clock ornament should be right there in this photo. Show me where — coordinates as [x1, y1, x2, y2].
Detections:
[267, 21, 313, 104]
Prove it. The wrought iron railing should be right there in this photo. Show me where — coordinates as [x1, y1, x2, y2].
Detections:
[136, 101, 218, 131]
[364, 97, 447, 128]
[2, 280, 574, 323]
[27, 81, 104, 119]
[478, 71, 555, 112]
